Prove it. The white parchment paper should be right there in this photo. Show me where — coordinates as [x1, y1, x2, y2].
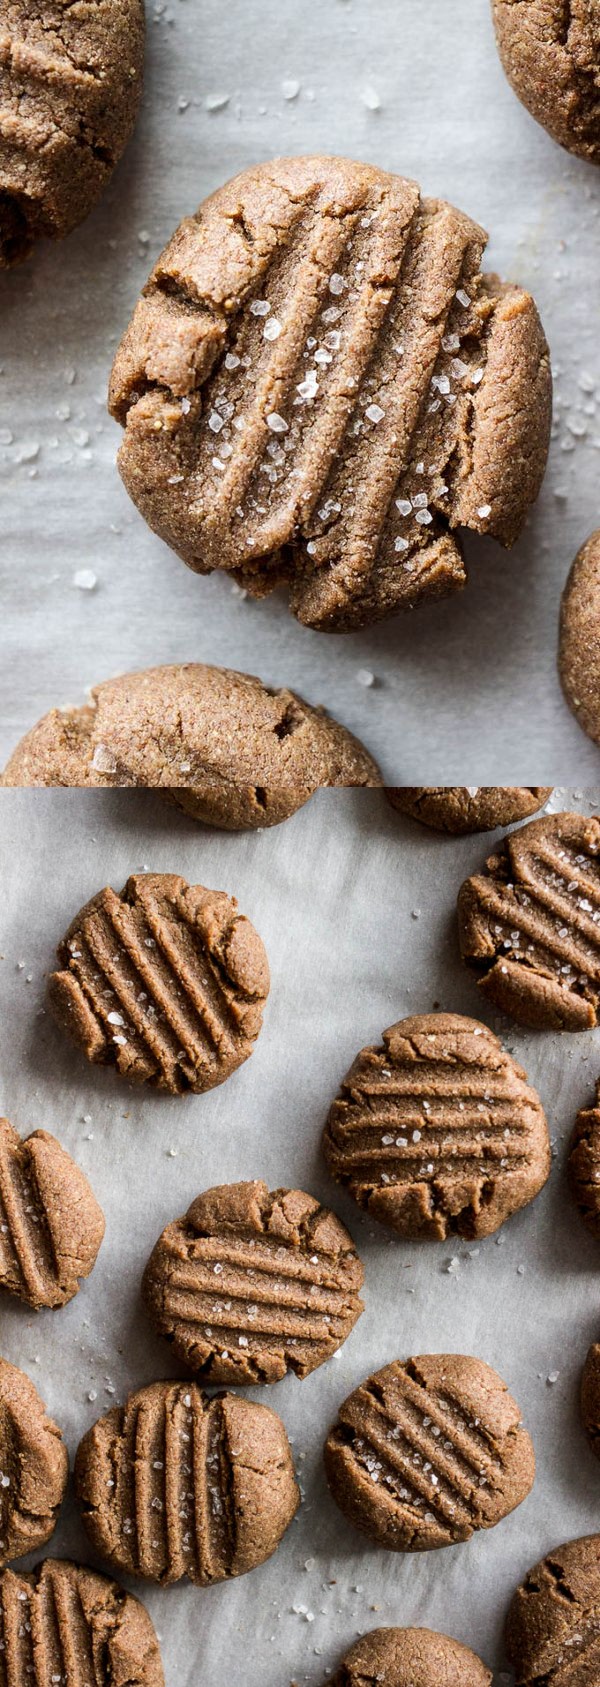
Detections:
[1, 787, 600, 1684]
[1, 0, 600, 780]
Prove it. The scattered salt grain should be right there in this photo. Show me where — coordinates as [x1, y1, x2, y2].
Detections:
[73, 569, 97, 591]
[357, 668, 375, 688]
[266, 412, 288, 433]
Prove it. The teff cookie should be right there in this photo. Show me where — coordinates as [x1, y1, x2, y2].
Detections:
[1, 662, 381, 824]
[559, 531, 600, 749]
[492, 1, 600, 164]
[323, 1013, 550, 1241]
[0, 1117, 104, 1308]
[581, 1344, 600, 1459]
[48, 873, 269, 1094]
[0, 0, 145, 268]
[324, 1353, 534, 1551]
[330, 1628, 491, 1687]
[505, 1534, 600, 1685]
[142, 1180, 364, 1384]
[458, 812, 600, 1031]
[108, 155, 551, 633]
[569, 1082, 600, 1236]
[75, 1379, 299, 1585]
[386, 787, 552, 834]
[0, 1359, 67, 1566]
[0, 1557, 164, 1685]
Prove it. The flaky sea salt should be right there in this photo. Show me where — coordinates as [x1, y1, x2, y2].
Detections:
[365, 403, 385, 424]
[266, 412, 288, 433]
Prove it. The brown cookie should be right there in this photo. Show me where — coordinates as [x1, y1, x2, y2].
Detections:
[324, 1353, 534, 1552]
[492, 1, 600, 164]
[323, 1013, 550, 1241]
[0, 1358, 68, 1566]
[559, 531, 600, 749]
[74, 1379, 299, 1586]
[108, 155, 551, 634]
[569, 1083, 600, 1236]
[458, 812, 600, 1031]
[386, 787, 552, 834]
[48, 872, 269, 1095]
[0, 0, 145, 268]
[330, 1628, 491, 1687]
[0, 1116, 104, 1308]
[1, 662, 381, 823]
[142, 1180, 364, 1385]
[0, 1557, 164, 1685]
[505, 1534, 600, 1685]
[581, 1343, 600, 1458]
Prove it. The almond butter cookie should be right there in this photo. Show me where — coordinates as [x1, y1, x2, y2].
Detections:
[569, 1081, 600, 1236]
[0, 1557, 164, 1685]
[492, 1, 600, 164]
[386, 787, 552, 834]
[329, 1628, 491, 1687]
[505, 1535, 600, 1685]
[559, 530, 600, 749]
[0, 1358, 67, 1567]
[0, 1116, 104, 1308]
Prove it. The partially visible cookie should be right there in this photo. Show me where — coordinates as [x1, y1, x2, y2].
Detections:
[48, 873, 270, 1094]
[492, 1, 600, 164]
[568, 1082, 600, 1237]
[0, 0, 145, 267]
[142, 1180, 364, 1384]
[324, 1353, 535, 1551]
[505, 1535, 600, 1685]
[0, 1116, 105, 1308]
[559, 531, 600, 749]
[458, 812, 600, 1031]
[581, 1343, 600, 1458]
[386, 787, 552, 834]
[0, 1557, 164, 1685]
[323, 1013, 550, 1241]
[75, 1380, 299, 1585]
[0, 1358, 67, 1566]
[330, 1628, 491, 1687]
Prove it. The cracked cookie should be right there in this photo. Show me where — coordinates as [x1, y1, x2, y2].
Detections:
[0, 1557, 164, 1685]
[48, 872, 269, 1094]
[559, 531, 600, 749]
[505, 1535, 600, 1685]
[569, 1081, 600, 1236]
[324, 1353, 535, 1551]
[108, 155, 551, 633]
[458, 812, 600, 1031]
[0, 0, 145, 267]
[0, 661, 381, 823]
[492, 1, 600, 163]
[74, 1379, 299, 1585]
[329, 1628, 492, 1687]
[581, 1343, 600, 1459]
[0, 1116, 104, 1308]
[0, 1358, 67, 1567]
[386, 787, 552, 834]
[142, 1180, 364, 1385]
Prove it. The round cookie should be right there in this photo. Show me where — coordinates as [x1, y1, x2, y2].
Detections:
[569, 1082, 600, 1236]
[0, 0, 145, 268]
[505, 1534, 600, 1685]
[324, 1353, 535, 1552]
[75, 1379, 299, 1585]
[48, 872, 270, 1095]
[0, 661, 381, 823]
[0, 1116, 104, 1308]
[142, 1180, 365, 1384]
[458, 811, 600, 1031]
[492, 1, 600, 164]
[0, 1358, 67, 1566]
[386, 787, 552, 834]
[323, 1013, 550, 1241]
[108, 155, 551, 633]
[0, 1557, 164, 1685]
[330, 1628, 491, 1687]
[581, 1343, 600, 1458]
[559, 531, 600, 749]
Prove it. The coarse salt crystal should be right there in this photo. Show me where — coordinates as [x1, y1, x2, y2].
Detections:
[329, 274, 345, 296]
[73, 569, 97, 590]
[477, 504, 492, 519]
[266, 412, 288, 434]
[365, 403, 385, 424]
[264, 318, 282, 341]
[250, 299, 271, 317]
[455, 289, 471, 308]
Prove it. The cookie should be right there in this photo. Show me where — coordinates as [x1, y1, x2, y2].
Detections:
[505, 1534, 600, 1685]
[0, 1557, 164, 1685]
[458, 812, 600, 1031]
[323, 1013, 550, 1241]
[0, 0, 145, 268]
[569, 1083, 600, 1236]
[108, 155, 551, 633]
[324, 1353, 534, 1552]
[0, 1116, 104, 1308]
[48, 872, 269, 1095]
[492, 1, 600, 164]
[329, 1628, 491, 1687]
[386, 787, 552, 834]
[142, 1180, 364, 1384]
[0, 1358, 67, 1566]
[559, 531, 600, 749]
[581, 1343, 600, 1458]
[1, 662, 381, 824]
[74, 1379, 299, 1585]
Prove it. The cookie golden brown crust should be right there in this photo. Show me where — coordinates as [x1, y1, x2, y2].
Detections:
[492, 0, 600, 164]
[330, 1628, 492, 1687]
[48, 873, 269, 1094]
[0, 1557, 164, 1685]
[458, 812, 600, 1031]
[324, 1353, 535, 1552]
[0, 0, 145, 267]
[386, 787, 552, 834]
[0, 1359, 68, 1567]
[0, 1116, 105, 1308]
[74, 1380, 299, 1586]
[559, 530, 600, 748]
[142, 1180, 364, 1384]
[505, 1535, 600, 1685]
[581, 1343, 600, 1459]
[108, 156, 551, 633]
